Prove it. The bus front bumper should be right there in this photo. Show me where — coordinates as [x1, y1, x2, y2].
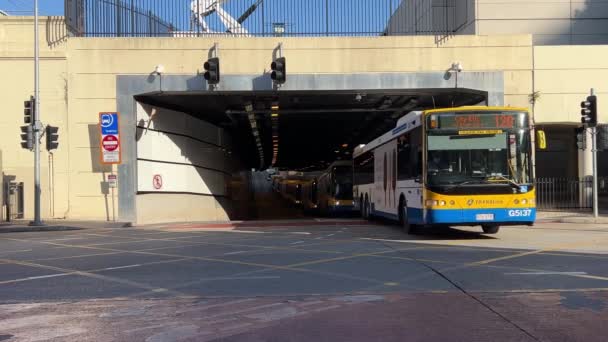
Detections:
[425, 208, 536, 225]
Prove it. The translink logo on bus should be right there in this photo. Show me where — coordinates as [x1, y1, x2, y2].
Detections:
[466, 199, 504, 206]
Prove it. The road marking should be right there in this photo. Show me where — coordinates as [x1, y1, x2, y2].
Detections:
[505, 271, 588, 276]
[0, 273, 70, 285]
[196, 276, 280, 281]
[469, 239, 604, 266]
[223, 250, 250, 255]
[4, 237, 383, 286]
[478, 287, 608, 294]
[0, 249, 32, 255]
[0, 257, 184, 296]
[99, 264, 142, 271]
[289, 241, 305, 245]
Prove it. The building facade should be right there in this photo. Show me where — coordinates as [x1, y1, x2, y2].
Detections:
[387, 0, 608, 45]
[0, 10, 606, 223]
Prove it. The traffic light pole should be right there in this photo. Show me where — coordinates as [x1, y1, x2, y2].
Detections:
[591, 89, 599, 218]
[32, 0, 43, 226]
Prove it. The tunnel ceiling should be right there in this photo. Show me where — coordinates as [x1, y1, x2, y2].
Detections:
[135, 88, 487, 170]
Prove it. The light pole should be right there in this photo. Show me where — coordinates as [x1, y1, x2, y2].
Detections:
[32, 0, 43, 226]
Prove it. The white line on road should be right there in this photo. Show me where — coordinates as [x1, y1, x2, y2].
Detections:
[0, 249, 33, 256]
[223, 250, 250, 255]
[289, 241, 305, 245]
[505, 271, 589, 276]
[99, 264, 142, 271]
[0, 272, 70, 285]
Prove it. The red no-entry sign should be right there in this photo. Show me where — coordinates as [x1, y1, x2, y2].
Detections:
[102, 135, 119, 152]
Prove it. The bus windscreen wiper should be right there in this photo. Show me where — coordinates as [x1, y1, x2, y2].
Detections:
[484, 175, 521, 189]
[444, 179, 489, 192]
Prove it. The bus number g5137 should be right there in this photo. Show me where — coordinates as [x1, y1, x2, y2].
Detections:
[508, 209, 532, 217]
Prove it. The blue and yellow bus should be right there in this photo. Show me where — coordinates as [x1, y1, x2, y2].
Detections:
[353, 106, 542, 234]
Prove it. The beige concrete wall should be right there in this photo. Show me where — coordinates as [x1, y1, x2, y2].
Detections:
[533, 45, 608, 124]
[0, 17, 70, 220]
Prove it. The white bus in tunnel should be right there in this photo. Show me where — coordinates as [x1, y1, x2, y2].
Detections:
[353, 106, 539, 234]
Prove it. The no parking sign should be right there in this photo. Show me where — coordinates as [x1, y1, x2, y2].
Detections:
[99, 112, 122, 164]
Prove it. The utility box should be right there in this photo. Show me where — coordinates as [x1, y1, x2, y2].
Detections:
[5, 181, 24, 221]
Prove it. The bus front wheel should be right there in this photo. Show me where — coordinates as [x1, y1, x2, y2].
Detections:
[399, 201, 414, 234]
[482, 225, 500, 234]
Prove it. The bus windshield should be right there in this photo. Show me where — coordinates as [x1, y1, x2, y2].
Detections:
[333, 166, 354, 200]
[426, 114, 532, 190]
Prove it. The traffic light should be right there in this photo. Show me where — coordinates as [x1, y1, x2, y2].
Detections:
[271, 57, 286, 84]
[576, 127, 587, 150]
[46, 125, 59, 151]
[24, 96, 35, 124]
[203, 57, 220, 84]
[581, 95, 598, 127]
[20, 125, 34, 150]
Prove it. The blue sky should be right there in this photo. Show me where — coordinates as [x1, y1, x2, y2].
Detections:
[1, 0, 400, 35]
[1, 0, 65, 15]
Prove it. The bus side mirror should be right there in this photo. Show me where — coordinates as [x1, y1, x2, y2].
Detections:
[536, 130, 547, 150]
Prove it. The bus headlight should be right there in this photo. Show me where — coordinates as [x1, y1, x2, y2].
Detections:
[449, 200, 455, 206]
[425, 200, 438, 207]
[514, 199, 520, 205]
[439, 200, 446, 206]
[521, 199, 527, 205]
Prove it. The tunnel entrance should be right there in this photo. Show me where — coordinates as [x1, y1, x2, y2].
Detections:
[133, 88, 488, 222]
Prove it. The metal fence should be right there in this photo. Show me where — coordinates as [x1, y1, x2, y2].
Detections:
[536, 177, 593, 211]
[64, 0, 469, 38]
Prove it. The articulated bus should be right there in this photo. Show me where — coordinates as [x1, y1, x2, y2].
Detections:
[317, 161, 356, 215]
[353, 106, 540, 234]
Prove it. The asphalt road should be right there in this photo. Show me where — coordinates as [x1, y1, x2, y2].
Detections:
[1, 220, 608, 341]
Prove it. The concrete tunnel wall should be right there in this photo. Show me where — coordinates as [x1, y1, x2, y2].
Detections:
[134, 103, 250, 224]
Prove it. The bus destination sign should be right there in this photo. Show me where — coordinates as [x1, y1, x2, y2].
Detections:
[433, 112, 526, 130]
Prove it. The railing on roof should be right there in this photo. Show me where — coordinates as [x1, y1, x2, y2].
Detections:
[64, 0, 469, 38]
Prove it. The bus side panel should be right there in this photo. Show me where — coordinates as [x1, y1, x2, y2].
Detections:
[398, 180, 424, 225]
[372, 140, 398, 218]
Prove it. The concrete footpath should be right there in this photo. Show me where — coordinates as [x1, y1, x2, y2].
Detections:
[536, 210, 608, 224]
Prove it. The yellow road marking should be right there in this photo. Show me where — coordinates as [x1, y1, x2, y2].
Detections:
[468, 239, 604, 266]
[0, 257, 185, 296]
